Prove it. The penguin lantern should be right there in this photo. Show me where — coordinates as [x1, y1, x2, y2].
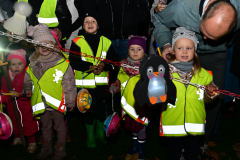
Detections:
[134, 55, 176, 106]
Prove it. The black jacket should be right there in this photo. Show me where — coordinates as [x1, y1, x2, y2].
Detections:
[69, 30, 119, 102]
[87, 0, 149, 40]
[12, 0, 72, 39]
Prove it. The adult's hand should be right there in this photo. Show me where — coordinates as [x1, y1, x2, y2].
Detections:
[54, 28, 62, 41]
[1, 19, 6, 26]
[155, 0, 167, 13]
[162, 44, 174, 61]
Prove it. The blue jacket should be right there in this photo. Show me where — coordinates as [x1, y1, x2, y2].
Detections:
[152, 0, 240, 54]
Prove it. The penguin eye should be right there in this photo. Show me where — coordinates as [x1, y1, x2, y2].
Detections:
[147, 66, 153, 75]
[158, 65, 165, 73]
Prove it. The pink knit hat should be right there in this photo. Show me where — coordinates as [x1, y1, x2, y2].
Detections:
[7, 49, 27, 67]
[50, 29, 62, 48]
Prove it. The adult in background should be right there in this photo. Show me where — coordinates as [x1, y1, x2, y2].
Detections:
[152, 0, 239, 159]
[149, 0, 172, 55]
[12, 0, 72, 47]
[87, 0, 149, 61]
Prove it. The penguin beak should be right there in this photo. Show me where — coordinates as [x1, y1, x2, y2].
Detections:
[153, 72, 159, 77]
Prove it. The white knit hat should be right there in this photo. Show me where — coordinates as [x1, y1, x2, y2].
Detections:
[4, 1, 32, 35]
[172, 27, 199, 49]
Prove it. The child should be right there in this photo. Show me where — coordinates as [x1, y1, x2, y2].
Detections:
[109, 36, 148, 160]
[24, 24, 77, 160]
[162, 27, 218, 160]
[1, 49, 38, 153]
[69, 10, 119, 148]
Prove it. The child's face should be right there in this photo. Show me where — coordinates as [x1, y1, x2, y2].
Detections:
[128, 45, 145, 62]
[9, 58, 24, 74]
[174, 38, 195, 62]
[37, 41, 54, 56]
[83, 17, 98, 34]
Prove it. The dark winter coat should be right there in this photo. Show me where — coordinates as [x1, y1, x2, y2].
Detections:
[69, 30, 119, 102]
[87, 0, 149, 40]
[11, 0, 72, 39]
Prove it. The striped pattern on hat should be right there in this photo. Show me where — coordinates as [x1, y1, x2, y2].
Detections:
[7, 49, 27, 66]
[27, 24, 56, 44]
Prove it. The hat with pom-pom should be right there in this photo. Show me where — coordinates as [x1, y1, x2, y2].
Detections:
[4, 1, 32, 35]
[27, 24, 56, 44]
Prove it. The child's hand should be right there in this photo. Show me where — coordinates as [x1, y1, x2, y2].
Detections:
[25, 90, 32, 98]
[206, 84, 218, 96]
[9, 90, 19, 97]
[109, 85, 117, 94]
[67, 107, 74, 112]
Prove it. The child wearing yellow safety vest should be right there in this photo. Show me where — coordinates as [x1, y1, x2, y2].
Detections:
[109, 36, 148, 160]
[23, 24, 77, 160]
[163, 27, 219, 160]
[69, 11, 119, 148]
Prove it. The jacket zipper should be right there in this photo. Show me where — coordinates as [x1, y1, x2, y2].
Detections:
[121, 0, 125, 39]
[108, 0, 114, 39]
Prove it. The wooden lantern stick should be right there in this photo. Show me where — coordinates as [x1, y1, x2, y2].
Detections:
[0, 52, 26, 146]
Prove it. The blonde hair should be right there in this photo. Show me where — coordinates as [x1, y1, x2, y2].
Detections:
[169, 48, 201, 76]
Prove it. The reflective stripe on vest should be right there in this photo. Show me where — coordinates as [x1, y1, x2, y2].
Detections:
[38, 0, 59, 27]
[73, 35, 111, 88]
[160, 68, 213, 136]
[32, 102, 45, 114]
[121, 96, 148, 125]
[162, 123, 205, 135]
[118, 68, 148, 126]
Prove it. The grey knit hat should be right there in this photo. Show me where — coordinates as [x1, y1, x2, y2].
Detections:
[27, 24, 56, 44]
[4, 1, 32, 35]
[172, 27, 199, 49]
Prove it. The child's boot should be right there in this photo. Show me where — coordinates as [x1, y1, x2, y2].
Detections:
[35, 140, 53, 159]
[85, 122, 97, 148]
[27, 142, 37, 153]
[125, 135, 139, 160]
[52, 142, 66, 160]
[12, 137, 22, 145]
[95, 120, 106, 144]
[137, 139, 146, 160]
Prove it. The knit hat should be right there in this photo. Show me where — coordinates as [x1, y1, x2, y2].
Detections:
[127, 35, 147, 53]
[172, 27, 199, 49]
[82, 10, 100, 28]
[7, 49, 27, 67]
[50, 29, 62, 48]
[4, 1, 32, 35]
[27, 24, 56, 44]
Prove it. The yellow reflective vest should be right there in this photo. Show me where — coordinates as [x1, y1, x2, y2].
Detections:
[18, 0, 58, 27]
[118, 67, 149, 126]
[72, 35, 111, 88]
[26, 58, 69, 117]
[160, 68, 213, 136]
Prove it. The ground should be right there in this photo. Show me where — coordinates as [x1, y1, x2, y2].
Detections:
[0, 101, 240, 160]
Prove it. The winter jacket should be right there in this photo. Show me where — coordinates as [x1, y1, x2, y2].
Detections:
[23, 51, 77, 110]
[1, 69, 38, 137]
[152, 0, 240, 54]
[87, 0, 149, 40]
[0, 0, 13, 18]
[230, 30, 240, 78]
[69, 30, 119, 102]
[12, 0, 72, 39]
[160, 65, 213, 137]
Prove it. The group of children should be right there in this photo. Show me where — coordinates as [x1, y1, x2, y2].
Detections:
[0, 4, 219, 160]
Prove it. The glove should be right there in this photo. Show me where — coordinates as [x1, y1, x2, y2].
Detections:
[109, 85, 117, 94]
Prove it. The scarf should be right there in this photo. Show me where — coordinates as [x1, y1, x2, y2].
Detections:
[170, 60, 193, 73]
